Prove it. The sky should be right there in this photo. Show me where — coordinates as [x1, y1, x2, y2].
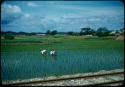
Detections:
[1, 1, 124, 32]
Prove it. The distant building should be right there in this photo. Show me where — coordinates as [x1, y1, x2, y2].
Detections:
[115, 30, 120, 40]
[110, 31, 116, 35]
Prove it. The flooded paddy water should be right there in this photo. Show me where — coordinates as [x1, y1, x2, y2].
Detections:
[1, 48, 124, 82]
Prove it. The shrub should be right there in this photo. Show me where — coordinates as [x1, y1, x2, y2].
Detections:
[67, 31, 74, 35]
[4, 34, 15, 40]
[96, 27, 110, 37]
[50, 30, 58, 35]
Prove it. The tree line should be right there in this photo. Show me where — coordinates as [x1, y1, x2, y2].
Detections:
[1, 27, 124, 40]
[46, 27, 124, 37]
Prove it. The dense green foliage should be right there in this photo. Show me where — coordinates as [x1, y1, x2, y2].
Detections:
[46, 30, 51, 35]
[3, 34, 15, 40]
[50, 30, 58, 35]
[67, 31, 74, 35]
[96, 27, 110, 37]
[80, 27, 95, 35]
[46, 30, 58, 35]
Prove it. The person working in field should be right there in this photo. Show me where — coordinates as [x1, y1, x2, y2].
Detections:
[50, 49, 57, 56]
[41, 50, 46, 56]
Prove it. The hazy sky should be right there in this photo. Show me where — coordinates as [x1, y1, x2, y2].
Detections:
[1, 1, 124, 32]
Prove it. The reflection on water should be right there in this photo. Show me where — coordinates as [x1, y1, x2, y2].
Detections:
[51, 55, 57, 62]
[1, 48, 124, 81]
[41, 54, 47, 58]
[41, 53, 57, 62]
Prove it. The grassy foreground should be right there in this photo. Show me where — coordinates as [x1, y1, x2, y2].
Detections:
[1, 35, 124, 52]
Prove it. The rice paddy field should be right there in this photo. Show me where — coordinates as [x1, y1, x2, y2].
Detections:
[1, 35, 124, 82]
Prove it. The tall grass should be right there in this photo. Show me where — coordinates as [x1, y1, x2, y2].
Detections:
[1, 48, 124, 81]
